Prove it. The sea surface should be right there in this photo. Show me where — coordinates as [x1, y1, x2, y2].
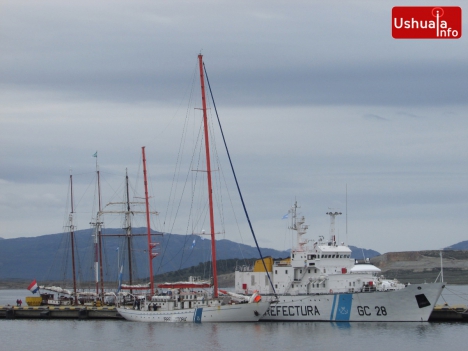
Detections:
[1, 286, 467, 351]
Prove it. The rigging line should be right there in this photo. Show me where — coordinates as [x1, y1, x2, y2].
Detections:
[74, 173, 95, 214]
[207, 107, 227, 237]
[155, 123, 196, 272]
[164, 65, 197, 232]
[159, 120, 205, 271]
[203, 62, 277, 296]
[156, 59, 200, 139]
[216, 154, 250, 262]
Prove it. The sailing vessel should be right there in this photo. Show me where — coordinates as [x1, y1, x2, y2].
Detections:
[116, 54, 270, 322]
[32, 173, 81, 306]
[235, 202, 445, 322]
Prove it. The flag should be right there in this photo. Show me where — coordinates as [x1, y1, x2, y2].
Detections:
[93, 151, 97, 157]
[117, 265, 123, 293]
[190, 239, 196, 249]
[282, 214, 288, 219]
[27, 279, 39, 294]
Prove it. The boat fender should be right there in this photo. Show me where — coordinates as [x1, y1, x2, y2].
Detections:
[249, 290, 260, 303]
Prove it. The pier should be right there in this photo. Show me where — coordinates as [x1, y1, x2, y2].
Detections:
[0, 305, 123, 319]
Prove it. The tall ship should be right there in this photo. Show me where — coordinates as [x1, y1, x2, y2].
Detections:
[235, 202, 445, 322]
[116, 54, 270, 323]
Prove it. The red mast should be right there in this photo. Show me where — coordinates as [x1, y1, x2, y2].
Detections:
[142, 146, 155, 295]
[198, 54, 218, 297]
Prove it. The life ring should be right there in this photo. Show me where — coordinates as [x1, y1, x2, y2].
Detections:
[329, 289, 333, 294]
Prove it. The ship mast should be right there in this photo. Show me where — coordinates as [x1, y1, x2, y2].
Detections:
[69, 173, 78, 305]
[326, 210, 342, 246]
[142, 146, 156, 295]
[97, 168, 104, 297]
[90, 154, 104, 298]
[198, 54, 218, 297]
[124, 169, 134, 293]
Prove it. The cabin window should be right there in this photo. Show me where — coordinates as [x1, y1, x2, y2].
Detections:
[300, 269, 302, 274]
[353, 282, 355, 287]
[275, 284, 278, 288]
[308, 269, 310, 273]
[275, 270, 277, 274]
[315, 269, 317, 273]
[332, 255, 335, 258]
[285, 270, 288, 274]
[324, 269, 326, 273]
[292, 254, 295, 258]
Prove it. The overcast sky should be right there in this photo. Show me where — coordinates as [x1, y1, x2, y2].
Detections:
[1, 0, 467, 254]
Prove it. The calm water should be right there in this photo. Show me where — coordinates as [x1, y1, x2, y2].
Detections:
[1, 286, 467, 351]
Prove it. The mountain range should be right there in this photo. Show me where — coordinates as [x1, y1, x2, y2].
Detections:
[0, 228, 380, 282]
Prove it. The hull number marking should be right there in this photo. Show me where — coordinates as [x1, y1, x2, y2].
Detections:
[357, 306, 387, 316]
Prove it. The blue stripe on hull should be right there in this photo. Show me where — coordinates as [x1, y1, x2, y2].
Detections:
[335, 294, 352, 321]
[193, 307, 203, 323]
[330, 294, 337, 320]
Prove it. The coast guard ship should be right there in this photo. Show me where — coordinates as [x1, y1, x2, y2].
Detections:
[235, 202, 444, 322]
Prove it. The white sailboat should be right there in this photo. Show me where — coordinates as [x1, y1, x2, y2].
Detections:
[117, 54, 270, 323]
[235, 202, 445, 322]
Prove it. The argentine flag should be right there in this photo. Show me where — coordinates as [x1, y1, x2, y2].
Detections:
[27, 279, 39, 294]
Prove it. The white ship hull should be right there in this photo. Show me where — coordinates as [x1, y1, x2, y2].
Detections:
[261, 282, 444, 322]
[117, 301, 270, 323]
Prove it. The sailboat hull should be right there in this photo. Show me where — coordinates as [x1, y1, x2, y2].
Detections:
[117, 301, 270, 323]
[261, 282, 444, 322]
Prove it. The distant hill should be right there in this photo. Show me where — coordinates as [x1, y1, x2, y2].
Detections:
[445, 241, 468, 250]
[0, 228, 384, 284]
[371, 250, 468, 284]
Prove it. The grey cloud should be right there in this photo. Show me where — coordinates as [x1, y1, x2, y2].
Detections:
[363, 114, 388, 121]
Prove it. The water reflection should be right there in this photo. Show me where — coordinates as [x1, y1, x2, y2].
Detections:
[331, 321, 351, 329]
